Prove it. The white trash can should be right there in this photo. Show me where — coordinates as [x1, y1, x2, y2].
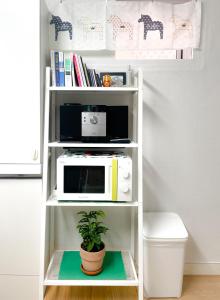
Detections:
[143, 212, 188, 299]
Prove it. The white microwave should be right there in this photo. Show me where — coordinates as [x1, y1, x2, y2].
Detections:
[57, 151, 132, 202]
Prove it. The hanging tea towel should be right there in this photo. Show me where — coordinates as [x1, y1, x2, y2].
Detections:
[72, 0, 106, 50]
[172, 0, 201, 49]
[46, 0, 106, 50]
[137, 1, 174, 50]
[106, 0, 139, 51]
[47, 0, 75, 50]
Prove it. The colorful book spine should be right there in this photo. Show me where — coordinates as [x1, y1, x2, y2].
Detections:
[70, 53, 76, 87]
[92, 70, 97, 87]
[73, 54, 83, 87]
[83, 63, 90, 87]
[50, 50, 56, 86]
[64, 53, 72, 87]
[87, 68, 93, 86]
[96, 73, 102, 87]
[59, 52, 65, 87]
[78, 56, 87, 87]
[54, 51, 60, 87]
[88, 69, 94, 86]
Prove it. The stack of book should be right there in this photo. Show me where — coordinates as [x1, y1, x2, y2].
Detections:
[50, 51, 102, 87]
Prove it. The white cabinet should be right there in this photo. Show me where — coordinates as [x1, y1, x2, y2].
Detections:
[0, 276, 39, 300]
[0, 179, 41, 276]
[0, 179, 41, 300]
[0, 0, 41, 173]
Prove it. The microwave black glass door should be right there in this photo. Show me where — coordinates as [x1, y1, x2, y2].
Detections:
[64, 166, 105, 193]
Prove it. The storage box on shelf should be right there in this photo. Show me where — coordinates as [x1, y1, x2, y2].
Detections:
[40, 66, 143, 300]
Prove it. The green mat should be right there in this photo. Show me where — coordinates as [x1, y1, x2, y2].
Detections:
[58, 251, 126, 280]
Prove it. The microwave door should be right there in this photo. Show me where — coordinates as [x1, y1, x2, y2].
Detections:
[63, 165, 108, 200]
[80, 166, 105, 194]
[82, 168, 89, 193]
[79, 168, 87, 193]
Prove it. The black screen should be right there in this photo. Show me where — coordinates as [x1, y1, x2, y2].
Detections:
[64, 166, 105, 193]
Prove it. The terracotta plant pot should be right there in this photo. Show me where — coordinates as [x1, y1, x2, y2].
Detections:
[80, 244, 105, 275]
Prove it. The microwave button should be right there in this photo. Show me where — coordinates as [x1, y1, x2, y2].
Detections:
[120, 184, 129, 193]
[123, 170, 130, 179]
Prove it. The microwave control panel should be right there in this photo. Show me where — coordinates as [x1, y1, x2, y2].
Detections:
[117, 157, 132, 202]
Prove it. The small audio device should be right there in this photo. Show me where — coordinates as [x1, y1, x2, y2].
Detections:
[60, 104, 129, 143]
[81, 105, 107, 143]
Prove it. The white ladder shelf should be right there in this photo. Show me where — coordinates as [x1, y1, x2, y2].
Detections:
[39, 67, 143, 300]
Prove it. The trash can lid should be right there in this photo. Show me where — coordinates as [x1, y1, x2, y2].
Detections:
[143, 212, 188, 241]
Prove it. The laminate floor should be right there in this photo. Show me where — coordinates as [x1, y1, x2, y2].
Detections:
[44, 276, 220, 300]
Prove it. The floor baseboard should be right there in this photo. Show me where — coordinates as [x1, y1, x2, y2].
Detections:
[184, 263, 220, 275]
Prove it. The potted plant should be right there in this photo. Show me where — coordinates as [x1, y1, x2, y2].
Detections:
[77, 210, 109, 275]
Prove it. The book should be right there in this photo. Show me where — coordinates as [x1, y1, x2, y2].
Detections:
[54, 51, 60, 86]
[88, 69, 95, 87]
[70, 53, 76, 87]
[73, 54, 83, 87]
[92, 70, 98, 87]
[64, 53, 72, 87]
[50, 50, 56, 86]
[87, 69, 93, 86]
[78, 56, 87, 87]
[95, 72, 102, 87]
[59, 51, 65, 87]
[83, 63, 90, 87]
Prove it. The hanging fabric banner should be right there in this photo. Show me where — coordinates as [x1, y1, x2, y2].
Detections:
[48, 0, 106, 50]
[45, 0, 201, 51]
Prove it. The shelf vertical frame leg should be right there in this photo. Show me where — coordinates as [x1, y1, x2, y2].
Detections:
[138, 68, 144, 300]
[130, 206, 135, 259]
[49, 92, 56, 257]
[39, 67, 51, 300]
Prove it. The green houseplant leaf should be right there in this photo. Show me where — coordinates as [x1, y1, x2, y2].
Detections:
[77, 210, 109, 252]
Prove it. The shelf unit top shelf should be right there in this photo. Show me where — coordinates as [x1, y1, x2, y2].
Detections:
[48, 141, 138, 148]
[44, 250, 138, 287]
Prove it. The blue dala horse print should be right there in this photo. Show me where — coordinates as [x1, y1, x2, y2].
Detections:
[138, 15, 163, 40]
[50, 15, 73, 41]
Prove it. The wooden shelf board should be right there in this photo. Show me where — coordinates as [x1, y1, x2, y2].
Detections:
[44, 250, 138, 287]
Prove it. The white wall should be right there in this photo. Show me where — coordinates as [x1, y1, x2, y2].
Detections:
[78, 0, 220, 268]
[142, 0, 220, 266]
